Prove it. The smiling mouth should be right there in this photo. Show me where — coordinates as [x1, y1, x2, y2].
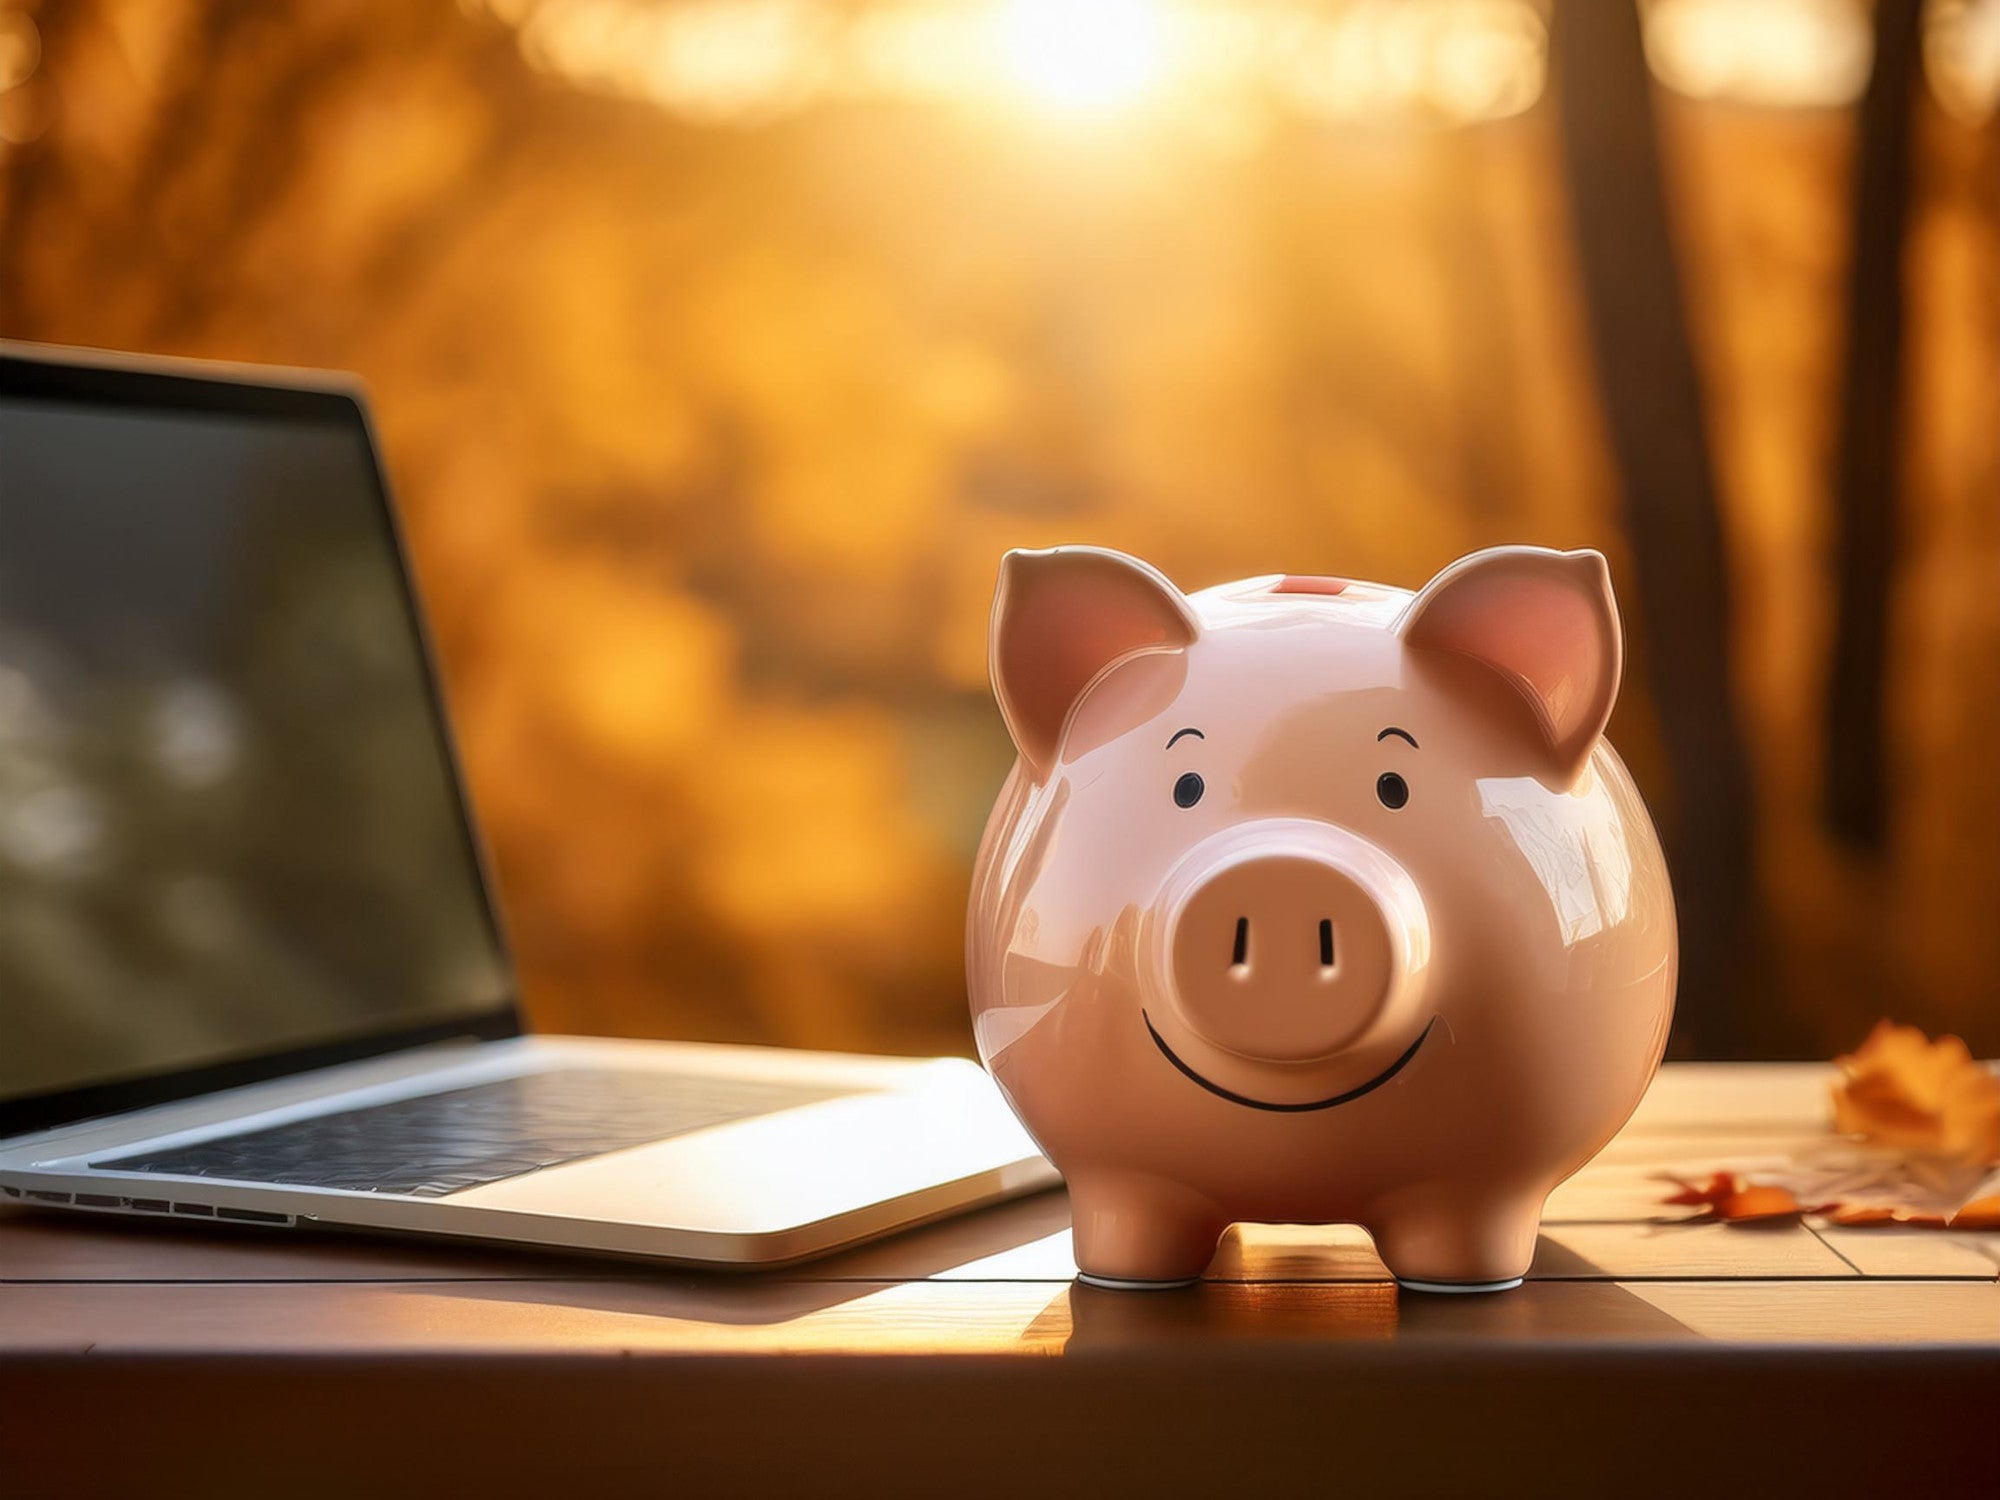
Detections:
[1141, 1013, 1438, 1112]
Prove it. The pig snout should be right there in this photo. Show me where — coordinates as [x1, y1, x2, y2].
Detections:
[1152, 820, 1432, 1064]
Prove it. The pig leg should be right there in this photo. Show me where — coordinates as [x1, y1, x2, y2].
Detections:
[1366, 1184, 1545, 1293]
[1068, 1174, 1227, 1289]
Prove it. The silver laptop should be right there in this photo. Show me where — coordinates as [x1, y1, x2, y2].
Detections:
[0, 342, 1054, 1265]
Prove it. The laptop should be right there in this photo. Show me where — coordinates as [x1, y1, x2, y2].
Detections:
[0, 342, 1055, 1265]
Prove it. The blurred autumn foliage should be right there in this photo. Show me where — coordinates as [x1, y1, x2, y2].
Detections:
[2, 0, 1997, 1059]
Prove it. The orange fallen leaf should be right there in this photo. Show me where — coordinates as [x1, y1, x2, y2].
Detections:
[1724, 1183, 1811, 1220]
[1832, 1021, 2000, 1166]
[1660, 1172, 1812, 1222]
[1948, 1195, 2000, 1230]
[1656, 1025, 2000, 1232]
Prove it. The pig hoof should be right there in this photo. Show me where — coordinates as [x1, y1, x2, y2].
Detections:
[1395, 1275, 1525, 1295]
[1076, 1272, 1201, 1291]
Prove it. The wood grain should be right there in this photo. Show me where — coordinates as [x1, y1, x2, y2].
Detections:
[4, 1062, 1997, 1498]
[1814, 1226, 2000, 1280]
[1533, 1221, 1855, 1280]
[0, 1277, 1785, 1357]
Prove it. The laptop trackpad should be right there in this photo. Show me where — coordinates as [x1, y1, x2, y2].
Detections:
[450, 1078, 1042, 1235]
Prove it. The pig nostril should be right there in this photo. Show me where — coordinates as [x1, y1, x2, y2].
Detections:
[1231, 916, 1249, 970]
[1319, 919, 1335, 970]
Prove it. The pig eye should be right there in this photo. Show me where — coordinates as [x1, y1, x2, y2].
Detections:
[1376, 772, 1409, 810]
[1173, 771, 1205, 808]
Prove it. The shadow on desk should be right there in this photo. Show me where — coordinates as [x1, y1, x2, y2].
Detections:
[10, 1063, 1997, 1495]
[3, 1185, 1701, 1358]
[6, 1193, 1996, 1499]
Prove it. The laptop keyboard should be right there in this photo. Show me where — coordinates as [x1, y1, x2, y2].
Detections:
[94, 1068, 863, 1199]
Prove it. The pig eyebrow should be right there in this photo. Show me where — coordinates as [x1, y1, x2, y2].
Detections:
[1166, 727, 1205, 749]
[1377, 727, 1419, 749]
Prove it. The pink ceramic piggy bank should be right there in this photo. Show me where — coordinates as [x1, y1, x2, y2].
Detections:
[967, 545, 1676, 1292]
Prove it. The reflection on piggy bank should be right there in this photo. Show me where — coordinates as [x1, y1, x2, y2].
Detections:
[966, 545, 1676, 1292]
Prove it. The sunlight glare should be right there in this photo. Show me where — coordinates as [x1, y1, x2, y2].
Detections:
[1644, 0, 1871, 108]
[998, 0, 1167, 116]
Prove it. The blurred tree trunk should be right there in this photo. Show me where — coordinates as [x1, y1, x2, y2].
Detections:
[1825, 0, 1925, 851]
[1435, 130, 1528, 524]
[1550, 0, 1756, 1054]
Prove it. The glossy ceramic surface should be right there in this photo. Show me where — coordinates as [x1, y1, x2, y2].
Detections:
[966, 545, 1677, 1291]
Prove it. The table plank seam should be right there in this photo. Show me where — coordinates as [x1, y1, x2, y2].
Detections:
[1806, 1222, 1867, 1277]
[6, 1271, 1991, 1287]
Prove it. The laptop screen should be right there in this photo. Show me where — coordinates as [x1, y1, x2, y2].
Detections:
[0, 351, 516, 1137]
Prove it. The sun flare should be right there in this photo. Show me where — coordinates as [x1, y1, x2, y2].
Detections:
[996, 0, 1168, 116]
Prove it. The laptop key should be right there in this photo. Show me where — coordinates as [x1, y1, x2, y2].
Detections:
[94, 1068, 862, 1198]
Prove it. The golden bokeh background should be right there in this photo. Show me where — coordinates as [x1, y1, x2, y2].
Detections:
[3, 0, 1997, 1059]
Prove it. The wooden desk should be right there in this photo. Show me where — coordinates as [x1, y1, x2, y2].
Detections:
[5, 1063, 1995, 1497]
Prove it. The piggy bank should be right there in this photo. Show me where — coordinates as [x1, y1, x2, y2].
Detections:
[966, 545, 1676, 1292]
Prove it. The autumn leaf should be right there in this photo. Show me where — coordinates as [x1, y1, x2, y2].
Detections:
[1659, 1172, 1814, 1222]
[1831, 1020, 2000, 1166]
[1949, 1196, 2000, 1230]
[1656, 1028, 2000, 1232]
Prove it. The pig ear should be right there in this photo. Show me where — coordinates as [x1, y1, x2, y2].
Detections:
[991, 546, 1200, 777]
[1396, 547, 1623, 785]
